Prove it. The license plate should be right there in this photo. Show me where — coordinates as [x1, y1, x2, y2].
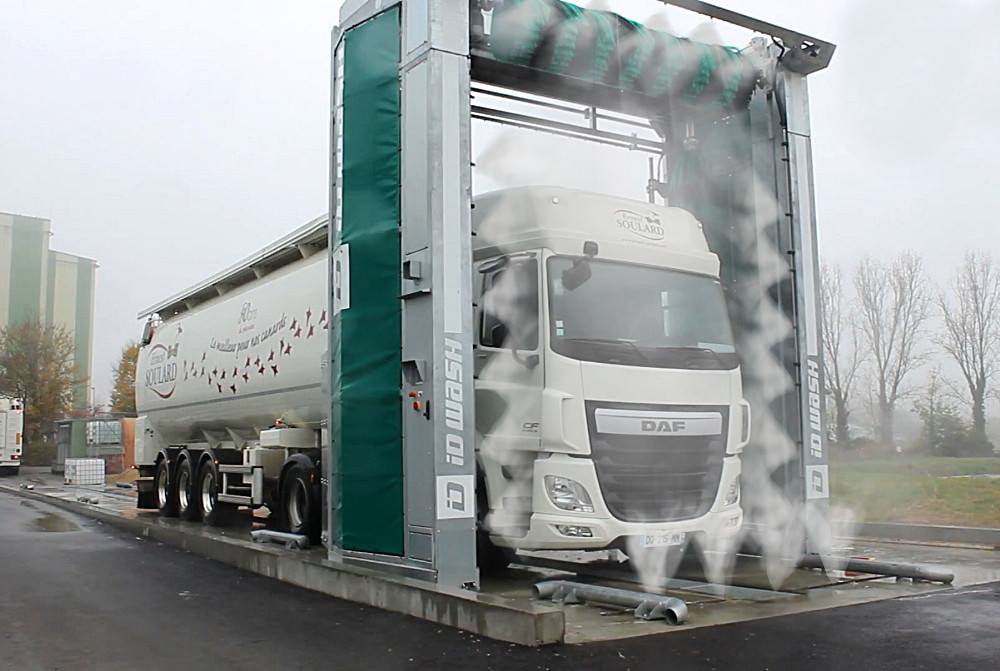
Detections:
[641, 532, 685, 548]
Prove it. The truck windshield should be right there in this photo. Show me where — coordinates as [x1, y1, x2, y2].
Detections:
[546, 256, 738, 370]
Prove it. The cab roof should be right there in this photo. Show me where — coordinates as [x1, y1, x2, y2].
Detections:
[473, 186, 710, 258]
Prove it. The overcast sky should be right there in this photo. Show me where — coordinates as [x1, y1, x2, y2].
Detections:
[2, 0, 998, 402]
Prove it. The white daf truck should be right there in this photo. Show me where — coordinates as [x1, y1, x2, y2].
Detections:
[0, 397, 24, 475]
[134, 187, 747, 563]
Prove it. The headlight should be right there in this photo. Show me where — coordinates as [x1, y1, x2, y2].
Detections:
[544, 475, 594, 513]
[724, 476, 741, 506]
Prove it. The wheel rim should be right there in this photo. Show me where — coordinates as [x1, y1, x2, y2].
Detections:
[201, 470, 215, 517]
[178, 466, 190, 513]
[287, 480, 308, 531]
[156, 465, 169, 508]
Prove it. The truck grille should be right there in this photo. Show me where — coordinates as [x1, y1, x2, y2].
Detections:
[586, 402, 728, 524]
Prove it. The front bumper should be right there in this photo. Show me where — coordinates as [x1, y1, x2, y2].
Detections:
[490, 453, 743, 550]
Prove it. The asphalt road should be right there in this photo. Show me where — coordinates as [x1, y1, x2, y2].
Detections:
[2, 489, 998, 671]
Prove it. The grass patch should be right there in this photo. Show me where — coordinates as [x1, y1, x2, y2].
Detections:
[831, 454, 1000, 527]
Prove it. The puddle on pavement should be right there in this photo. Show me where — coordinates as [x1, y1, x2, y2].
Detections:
[29, 512, 80, 533]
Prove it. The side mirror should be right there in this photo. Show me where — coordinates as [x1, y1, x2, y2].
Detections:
[561, 259, 592, 292]
[140, 319, 155, 346]
[489, 322, 509, 348]
[479, 256, 509, 274]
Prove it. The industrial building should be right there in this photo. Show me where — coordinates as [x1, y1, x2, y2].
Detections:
[0, 211, 96, 410]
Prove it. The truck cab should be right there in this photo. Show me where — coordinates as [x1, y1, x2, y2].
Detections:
[472, 187, 747, 555]
[0, 397, 24, 475]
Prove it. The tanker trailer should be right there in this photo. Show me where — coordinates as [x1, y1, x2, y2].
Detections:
[134, 217, 329, 540]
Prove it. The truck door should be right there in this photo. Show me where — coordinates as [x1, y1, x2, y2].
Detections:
[474, 255, 543, 534]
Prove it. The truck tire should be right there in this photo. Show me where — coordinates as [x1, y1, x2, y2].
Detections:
[155, 458, 178, 517]
[197, 458, 238, 527]
[278, 460, 320, 544]
[176, 451, 200, 521]
[476, 474, 515, 573]
[477, 529, 516, 573]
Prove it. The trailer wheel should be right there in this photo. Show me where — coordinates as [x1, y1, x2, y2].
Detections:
[197, 458, 238, 527]
[176, 451, 200, 521]
[155, 458, 178, 517]
[279, 460, 320, 543]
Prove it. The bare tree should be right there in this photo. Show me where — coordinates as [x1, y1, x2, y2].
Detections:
[937, 251, 1000, 443]
[821, 264, 865, 444]
[854, 253, 931, 445]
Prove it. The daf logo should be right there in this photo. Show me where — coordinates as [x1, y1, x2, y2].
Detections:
[615, 209, 664, 241]
[641, 419, 687, 433]
[594, 408, 721, 436]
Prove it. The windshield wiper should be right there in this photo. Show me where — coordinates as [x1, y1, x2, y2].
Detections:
[564, 338, 649, 363]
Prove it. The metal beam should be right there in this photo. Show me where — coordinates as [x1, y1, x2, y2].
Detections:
[657, 0, 835, 74]
[471, 105, 664, 154]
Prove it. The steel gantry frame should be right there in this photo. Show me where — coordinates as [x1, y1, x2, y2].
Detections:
[330, 0, 834, 589]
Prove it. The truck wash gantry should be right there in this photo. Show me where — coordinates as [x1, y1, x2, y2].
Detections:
[464, 0, 834, 552]
[331, 0, 835, 586]
[125, 0, 833, 591]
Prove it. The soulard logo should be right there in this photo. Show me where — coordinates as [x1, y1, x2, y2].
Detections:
[144, 343, 179, 399]
[641, 419, 688, 433]
[615, 209, 664, 241]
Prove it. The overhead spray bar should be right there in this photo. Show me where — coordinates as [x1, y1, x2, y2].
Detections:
[472, 0, 762, 123]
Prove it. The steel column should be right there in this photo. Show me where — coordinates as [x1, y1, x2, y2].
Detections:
[778, 70, 830, 541]
[331, 0, 478, 588]
[399, 0, 479, 588]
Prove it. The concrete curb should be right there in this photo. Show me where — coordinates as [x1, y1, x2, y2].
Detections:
[855, 522, 1000, 548]
[0, 484, 565, 646]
